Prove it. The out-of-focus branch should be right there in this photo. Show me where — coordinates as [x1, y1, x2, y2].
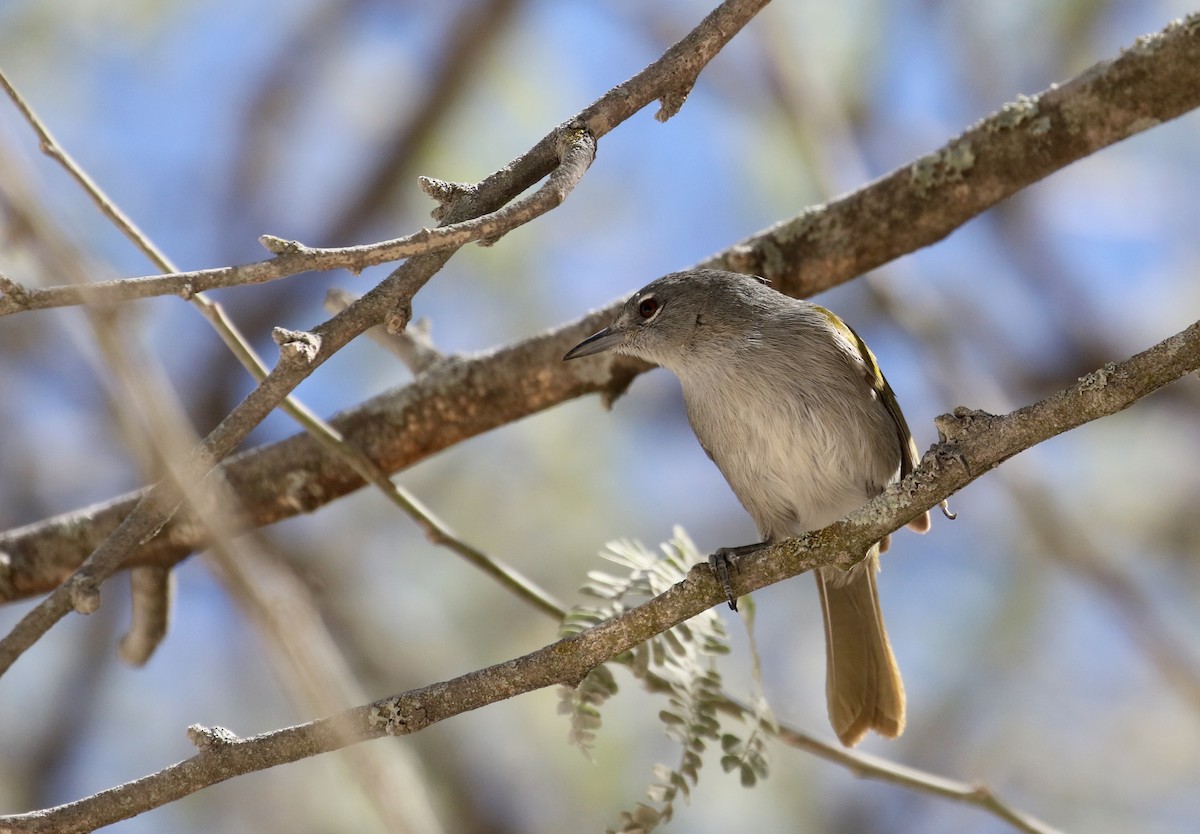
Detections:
[0, 135, 239, 670]
[869, 277, 1200, 718]
[116, 566, 171, 666]
[5, 321, 1196, 834]
[771, 722, 1063, 834]
[2, 64, 350, 665]
[221, 0, 372, 238]
[203, 534, 444, 834]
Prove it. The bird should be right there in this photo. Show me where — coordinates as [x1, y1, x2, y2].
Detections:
[563, 268, 932, 747]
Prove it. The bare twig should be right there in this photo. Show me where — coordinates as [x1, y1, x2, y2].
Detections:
[245, 371, 567, 619]
[3, 320, 1194, 833]
[0, 73, 166, 274]
[0, 123, 594, 316]
[702, 686, 1062, 834]
[772, 723, 1064, 834]
[322, 288, 563, 612]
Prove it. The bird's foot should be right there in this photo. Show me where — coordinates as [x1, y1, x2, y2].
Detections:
[707, 542, 765, 612]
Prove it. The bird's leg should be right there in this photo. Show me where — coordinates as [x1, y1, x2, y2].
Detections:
[708, 541, 767, 612]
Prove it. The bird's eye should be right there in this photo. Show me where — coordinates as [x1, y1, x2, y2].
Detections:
[638, 296, 660, 319]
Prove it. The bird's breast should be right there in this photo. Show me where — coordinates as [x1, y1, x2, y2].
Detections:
[679, 364, 898, 540]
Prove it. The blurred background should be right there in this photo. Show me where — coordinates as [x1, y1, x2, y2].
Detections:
[2, 0, 1200, 832]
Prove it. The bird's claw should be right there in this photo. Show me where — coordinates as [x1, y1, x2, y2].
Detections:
[708, 549, 739, 610]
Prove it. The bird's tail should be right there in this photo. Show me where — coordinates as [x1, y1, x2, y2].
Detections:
[814, 549, 905, 747]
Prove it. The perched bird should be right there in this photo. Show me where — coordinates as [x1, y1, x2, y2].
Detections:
[564, 268, 932, 747]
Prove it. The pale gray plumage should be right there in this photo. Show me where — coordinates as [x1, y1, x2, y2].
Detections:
[564, 268, 931, 747]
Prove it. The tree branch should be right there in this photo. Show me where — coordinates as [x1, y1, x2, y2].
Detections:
[0, 125, 588, 675]
[772, 723, 1064, 834]
[3, 318, 1194, 833]
[708, 13, 1200, 298]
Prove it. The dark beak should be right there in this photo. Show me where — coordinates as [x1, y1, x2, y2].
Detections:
[563, 326, 624, 360]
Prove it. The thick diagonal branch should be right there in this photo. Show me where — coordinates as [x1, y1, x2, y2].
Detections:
[2, 317, 1195, 834]
[708, 14, 1200, 297]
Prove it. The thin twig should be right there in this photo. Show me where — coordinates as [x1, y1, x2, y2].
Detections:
[772, 723, 1064, 834]
[0, 73, 167, 273]
[700, 687, 1062, 834]
[4, 322, 1194, 832]
[0, 124, 597, 316]
[700, 686, 1065, 834]
[322, 287, 562, 611]
[252, 378, 567, 618]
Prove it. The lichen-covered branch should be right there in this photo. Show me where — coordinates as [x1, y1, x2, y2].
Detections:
[2, 317, 1194, 834]
[0, 311, 645, 601]
[707, 14, 1200, 298]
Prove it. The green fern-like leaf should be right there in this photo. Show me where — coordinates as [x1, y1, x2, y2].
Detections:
[558, 664, 619, 755]
[560, 528, 775, 831]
